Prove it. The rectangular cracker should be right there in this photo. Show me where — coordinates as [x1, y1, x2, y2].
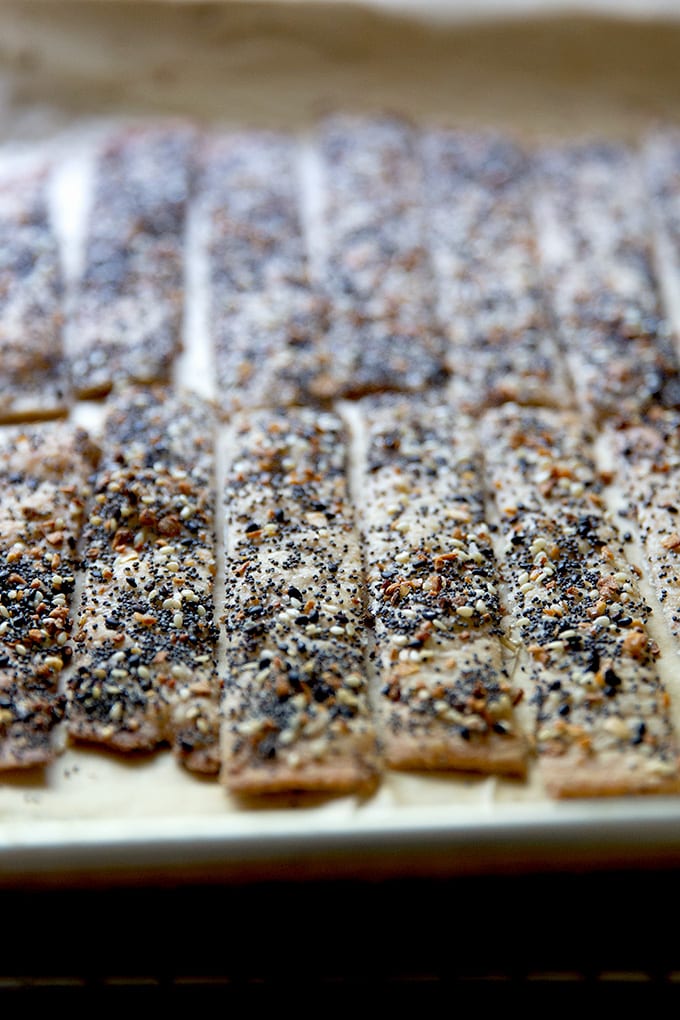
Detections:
[534, 142, 680, 421]
[221, 406, 378, 795]
[69, 123, 195, 398]
[644, 129, 680, 348]
[422, 130, 572, 412]
[482, 404, 680, 797]
[317, 113, 447, 397]
[353, 394, 527, 775]
[0, 168, 68, 422]
[0, 423, 99, 769]
[67, 386, 220, 773]
[204, 132, 329, 415]
[610, 409, 680, 645]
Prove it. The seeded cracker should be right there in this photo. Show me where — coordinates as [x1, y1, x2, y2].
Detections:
[317, 113, 447, 397]
[534, 142, 680, 421]
[612, 409, 680, 647]
[204, 132, 329, 414]
[644, 129, 680, 319]
[355, 394, 527, 774]
[70, 123, 195, 398]
[0, 424, 98, 769]
[482, 404, 680, 797]
[422, 129, 572, 413]
[222, 407, 378, 794]
[67, 387, 220, 773]
[0, 168, 68, 422]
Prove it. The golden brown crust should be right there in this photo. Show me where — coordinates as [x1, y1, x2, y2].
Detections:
[223, 731, 378, 795]
[382, 719, 527, 776]
[542, 749, 680, 799]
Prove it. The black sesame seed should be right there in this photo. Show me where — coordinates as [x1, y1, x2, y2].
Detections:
[604, 667, 621, 687]
[632, 722, 647, 746]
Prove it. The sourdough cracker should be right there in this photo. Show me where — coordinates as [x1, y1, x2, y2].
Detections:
[221, 406, 379, 794]
[68, 386, 220, 773]
[354, 394, 527, 776]
[0, 423, 98, 768]
[483, 404, 680, 797]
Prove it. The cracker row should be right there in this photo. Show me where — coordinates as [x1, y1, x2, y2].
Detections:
[222, 407, 379, 794]
[204, 132, 328, 415]
[355, 394, 527, 774]
[422, 129, 572, 412]
[482, 404, 680, 797]
[0, 168, 68, 422]
[0, 423, 99, 769]
[534, 141, 680, 420]
[317, 113, 447, 397]
[70, 123, 195, 398]
[67, 387, 220, 773]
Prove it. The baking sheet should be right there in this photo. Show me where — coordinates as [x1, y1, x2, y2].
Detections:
[3, 1, 680, 882]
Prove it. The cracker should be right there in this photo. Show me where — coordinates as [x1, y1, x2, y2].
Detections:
[611, 409, 680, 645]
[353, 394, 526, 775]
[204, 132, 329, 415]
[0, 423, 98, 768]
[0, 169, 68, 422]
[317, 113, 447, 397]
[534, 141, 680, 420]
[70, 123, 195, 397]
[482, 404, 680, 797]
[644, 128, 680, 280]
[67, 386, 220, 773]
[422, 129, 572, 413]
[221, 407, 379, 795]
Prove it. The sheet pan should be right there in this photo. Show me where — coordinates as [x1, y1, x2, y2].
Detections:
[3, 1, 680, 883]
